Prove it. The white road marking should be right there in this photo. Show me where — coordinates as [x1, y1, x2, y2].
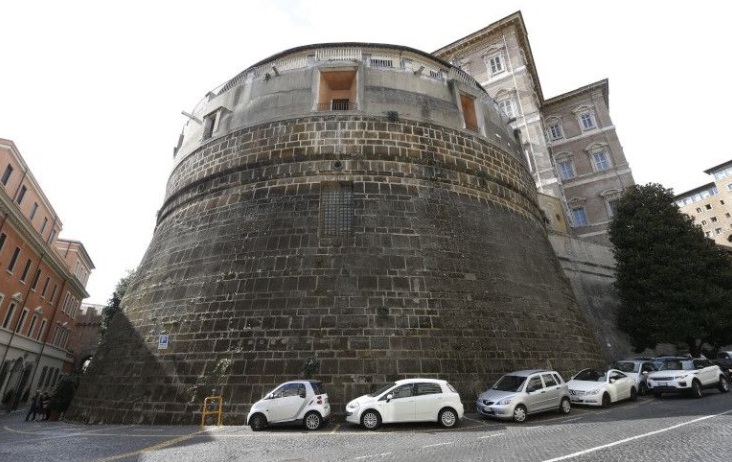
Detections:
[478, 432, 504, 439]
[355, 453, 392, 460]
[541, 408, 732, 462]
[562, 417, 583, 423]
[422, 441, 454, 448]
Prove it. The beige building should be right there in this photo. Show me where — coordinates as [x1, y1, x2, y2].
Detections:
[434, 11, 635, 245]
[675, 160, 732, 246]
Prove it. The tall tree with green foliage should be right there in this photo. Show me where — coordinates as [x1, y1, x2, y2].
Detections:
[100, 269, 136, 340]
[609, 183, 732, 356]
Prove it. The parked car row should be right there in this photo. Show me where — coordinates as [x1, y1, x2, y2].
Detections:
[246, 355, 731, 431]
[246, 378, 464, 431]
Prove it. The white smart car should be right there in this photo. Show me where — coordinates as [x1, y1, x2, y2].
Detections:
[567, 368, 638, 407]
[247, 380, 330, 431]
[345, 378, 463, 430]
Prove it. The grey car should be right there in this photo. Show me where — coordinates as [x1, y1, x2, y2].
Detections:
[476, 369, 571, 423]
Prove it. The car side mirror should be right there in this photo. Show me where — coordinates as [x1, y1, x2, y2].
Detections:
[386, 393, 394, 403]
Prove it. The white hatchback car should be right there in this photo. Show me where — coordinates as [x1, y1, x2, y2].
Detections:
[567, 368, 638, 407]
[247, 380, 330, 431]
[345, 378, 464, 430]
[476, 369, 571, 423]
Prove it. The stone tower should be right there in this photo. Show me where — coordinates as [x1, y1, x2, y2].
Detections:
[68, 43, 603, 425]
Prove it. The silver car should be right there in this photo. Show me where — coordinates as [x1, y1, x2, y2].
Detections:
[476, 369, 571, 423]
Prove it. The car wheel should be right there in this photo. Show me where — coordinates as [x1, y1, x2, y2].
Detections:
[249, 413, 267, 431]
[601, 393, 611, 408]
[719, 376, 729, 393]
[691, 380, 703, 398]
[438, 408, 458, 428]
[558, 397, 571, 415]
[361, 410, 381, 430]
[630, 387, 638, 401]
[512, 404, 527, 423]
[639, 382, 647, 396]
[303, 412, 322, 431]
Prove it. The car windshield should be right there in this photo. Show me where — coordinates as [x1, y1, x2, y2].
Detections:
[659, 359, 693, 371]
[612, 361, 639, 373]
[369, 382, 397, 397]
[492, 375, 526, 392]
[573, 369, 603, 381]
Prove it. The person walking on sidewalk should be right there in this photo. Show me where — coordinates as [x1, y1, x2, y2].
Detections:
[25, 390, 42, 421]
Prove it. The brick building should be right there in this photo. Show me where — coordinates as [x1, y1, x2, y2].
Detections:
[0, 138, 94, 409]
[675, 160, 732, 246]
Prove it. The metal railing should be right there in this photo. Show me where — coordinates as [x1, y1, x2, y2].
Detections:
[317, 101, 356, 111]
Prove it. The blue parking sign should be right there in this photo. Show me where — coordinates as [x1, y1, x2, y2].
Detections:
[158, 334, 169, 349]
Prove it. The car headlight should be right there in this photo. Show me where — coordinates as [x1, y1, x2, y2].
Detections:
[497, 398, 513, 405]
[674, 373, 691, 380]
[589, 389, 601, 395]
[346, 402, 359, 411]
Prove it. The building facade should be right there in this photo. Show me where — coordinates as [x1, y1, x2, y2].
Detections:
[68, 303, 104, 372]
[68, 42, 605, 425]
[433, 12, 635, 245]
[0, 138, 93, 409]
[675, 160, 732, 246]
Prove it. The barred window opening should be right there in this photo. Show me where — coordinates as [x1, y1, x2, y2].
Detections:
[320, 183, 354, 238]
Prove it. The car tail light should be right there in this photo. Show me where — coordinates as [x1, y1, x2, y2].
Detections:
[316, 395, 323, 405]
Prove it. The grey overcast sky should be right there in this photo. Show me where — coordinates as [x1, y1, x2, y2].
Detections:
[1, 0, 730, 305]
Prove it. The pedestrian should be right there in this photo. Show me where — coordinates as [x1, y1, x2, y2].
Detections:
[41, 392, 51, 420]
[25, 390, 42, 421]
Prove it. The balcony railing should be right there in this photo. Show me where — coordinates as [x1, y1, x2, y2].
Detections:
[317, 101, 357, 111]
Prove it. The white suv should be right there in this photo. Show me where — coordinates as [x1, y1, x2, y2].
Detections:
[646, 357, 729, 398]
[247, 380, 330, 430]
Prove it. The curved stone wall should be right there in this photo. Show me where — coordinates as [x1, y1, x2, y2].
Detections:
[67, 44, 604, 425]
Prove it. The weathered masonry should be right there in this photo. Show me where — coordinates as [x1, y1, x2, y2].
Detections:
[68, 43, 603, 424]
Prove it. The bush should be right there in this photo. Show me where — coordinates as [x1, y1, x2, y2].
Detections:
[50, 375, 80, 413]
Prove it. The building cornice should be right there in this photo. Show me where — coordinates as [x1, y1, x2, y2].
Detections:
[431, 11, 545, 104]
[543, 79, 610, 110]
[0, 190, 89, 298]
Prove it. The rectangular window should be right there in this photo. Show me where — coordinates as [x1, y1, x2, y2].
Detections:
[696, 207, 703, 213]
[318, 69, 357, 112]
[0, 232, 6, 254]
[607, 199, 619, 218]
[20, 258, 32, 282]
[31, 269, 41, 290]
[41, 277, 50, 298]
[15, 185, 27, 205]
[711, 216, 718, 223]
[28, 314, 38, 338]
[571, 207, 588, 227]
[705, 204, 712, 210]
[548, 123, 563, 140]
[592, 151, 610, 171]
[580, 113, 596, 130]
[7, 247, 20, 272]
[320, 183, 354, 238]
[48, 229, 56, 244]
[557, 160, 575, 180]
[15, 308, 28, 333]
[202, 112, 217, 140]
[30, 202, 38, 221]
[49, 284, 57, 303]
[488, 54, 504, 74]
[727, 183, 732, 191]
[2, 302, 16, 329]
[498, 99, 515, 118]
[37, 319, 47, 340]
[1, 165, 13, 185]
[40, 217, 48, 234]
[715, 228, 723, 235]
[705, 231, 712, 238]
[460, 93, 478, 132]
